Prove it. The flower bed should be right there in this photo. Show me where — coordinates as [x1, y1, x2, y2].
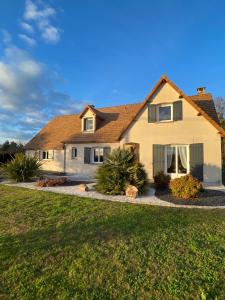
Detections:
[36, 177, 67, 187]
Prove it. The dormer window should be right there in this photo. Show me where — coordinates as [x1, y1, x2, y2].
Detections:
[80, 104, 104, 132]
[84, 117, 94, 131]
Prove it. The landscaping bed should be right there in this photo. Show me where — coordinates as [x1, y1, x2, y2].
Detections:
[156, 188, 225, 206]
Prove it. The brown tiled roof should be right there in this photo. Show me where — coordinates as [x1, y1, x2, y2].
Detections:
[25, 103, 142, 150]
[25, 75, 225, 150]
[186, 93, 220, 125]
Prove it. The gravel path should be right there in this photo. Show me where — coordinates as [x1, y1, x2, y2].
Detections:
[1, 180, 225, 209]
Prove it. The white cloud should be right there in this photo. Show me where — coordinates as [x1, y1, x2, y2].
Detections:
[21, 0, 61, 44]
[20, 21, 34, 33]
[0, 46, 86, 142]
[18, 34, 36, 46]
[41, 25, 60, 44]
[24, 0, 55, 21]
[2, 30, 12, 44]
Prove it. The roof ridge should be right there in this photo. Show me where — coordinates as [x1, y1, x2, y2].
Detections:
[97, 101, 142, 110]
[52, 102, 143, 119]
[187, 93, 212, 98]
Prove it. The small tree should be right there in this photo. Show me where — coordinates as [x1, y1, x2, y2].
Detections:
[214, 97, 225, 163]
[95, 148, 148, 195]
[2, 153, 42, 182]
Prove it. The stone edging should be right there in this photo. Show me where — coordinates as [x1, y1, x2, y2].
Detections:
[1, 182, 225, 209]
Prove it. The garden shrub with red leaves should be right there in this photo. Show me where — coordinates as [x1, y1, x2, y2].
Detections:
[169, 174, 203, 199]
[36, 177, 67, 187]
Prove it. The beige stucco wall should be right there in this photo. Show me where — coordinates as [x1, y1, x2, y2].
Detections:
[65, 143, 119, 179]
[26, 150, 65, 173]
[121, 82, 222, 183]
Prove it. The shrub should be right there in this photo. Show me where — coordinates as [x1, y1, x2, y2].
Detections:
[2, 153, 42, 182]
[153, 171, 170, 189]
[169, 174, 203, 199]
[95, 148, 148, 195]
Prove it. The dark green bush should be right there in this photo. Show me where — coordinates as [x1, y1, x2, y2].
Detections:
[95, 148, 148, 195]
[153, 171, 171, 189]
[169, 174, 203, 199]
[2, 153, 42, 182]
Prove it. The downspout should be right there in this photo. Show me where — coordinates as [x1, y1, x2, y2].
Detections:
[63, 143, 66, 174]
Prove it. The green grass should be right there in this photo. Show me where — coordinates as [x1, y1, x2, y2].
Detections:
[0, 185, 225, 300]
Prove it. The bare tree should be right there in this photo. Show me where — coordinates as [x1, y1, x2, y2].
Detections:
[214, 96, 225, 122]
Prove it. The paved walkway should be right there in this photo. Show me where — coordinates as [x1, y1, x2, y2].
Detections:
[2, 181, 225, 209]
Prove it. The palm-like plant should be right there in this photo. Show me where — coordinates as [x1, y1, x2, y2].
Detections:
[2, 153, 42, 182]
[95, 148, 148, 195]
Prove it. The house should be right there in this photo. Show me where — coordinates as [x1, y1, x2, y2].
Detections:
[25, 75, 225, 184]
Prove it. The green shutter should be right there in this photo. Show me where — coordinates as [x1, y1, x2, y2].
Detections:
[148, 104, 157, 123]
[153, 144, 165, 176]
[103, 147, 111, 161]
[190, 143, 203, 181]
[84, 147, 91, 164]
[173, 101, 183, 121]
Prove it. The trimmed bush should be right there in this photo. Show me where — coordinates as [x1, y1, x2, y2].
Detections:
[95, 148, 148, 195]
[154, 171, 170, 189]
[169, 174, 203, 199]
[2, 153, 42, 182]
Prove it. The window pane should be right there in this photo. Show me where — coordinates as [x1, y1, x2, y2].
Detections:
[72, 147, 77, 158]
[85, 118, 93, 130]
[167, 147, 176, 173]
[159, 106, 171, 121]
[94, 148, 99, 162]
[99, 148, 103, 162]
[178, 146, 187, 174]
[42, 151, 48, 159]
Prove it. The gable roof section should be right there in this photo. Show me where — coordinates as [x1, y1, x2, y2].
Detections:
[119, 74, 225, 139]
[25, 103, 142, 150]
[25, 75, 225, 150]
[79, 104, 104, 120]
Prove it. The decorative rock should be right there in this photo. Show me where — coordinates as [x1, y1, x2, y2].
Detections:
[125, 185, 138, 198]
[79, 183, 89, 192]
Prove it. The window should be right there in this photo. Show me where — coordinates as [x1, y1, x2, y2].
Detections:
[41, 150, 53, 160]
[71, 147, 77, 159]
[42, 151, 49, 160]
[158, 104, 173, 122]
[92, 148, 103, 163]
[166, 145, 188, 177]
[84, 117, 94, 131]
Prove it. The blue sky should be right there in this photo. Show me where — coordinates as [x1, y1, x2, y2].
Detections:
[0, 0, 225, 143]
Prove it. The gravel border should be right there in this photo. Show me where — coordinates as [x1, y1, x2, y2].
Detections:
[1, 181, 225, 209]
[156, 189, 225, 207]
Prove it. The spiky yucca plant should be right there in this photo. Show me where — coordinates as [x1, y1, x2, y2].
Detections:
[95, 148, 148, 195]
[2, 153, 42, 182]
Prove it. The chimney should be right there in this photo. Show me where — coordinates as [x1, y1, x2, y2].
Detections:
[197, 87, 206, 95]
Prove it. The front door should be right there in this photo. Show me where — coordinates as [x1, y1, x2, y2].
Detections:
[165, 145, 189, 179]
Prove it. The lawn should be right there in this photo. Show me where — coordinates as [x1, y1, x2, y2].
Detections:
[0, 185, 225, 300]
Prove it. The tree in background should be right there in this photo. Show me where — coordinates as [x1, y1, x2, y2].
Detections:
[214, 97, 225, 163]
[0, 140, 24, 163]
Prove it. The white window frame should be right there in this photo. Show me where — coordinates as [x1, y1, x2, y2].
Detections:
[42, 151, 49, 160]
[71, 147, 77, 159]
[41, 150, 54, 160]
[83, 117, 94, 131]
[157, 104, 173, 122]
[165, 145, 190, 178]
[92, 147, 104, 164]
